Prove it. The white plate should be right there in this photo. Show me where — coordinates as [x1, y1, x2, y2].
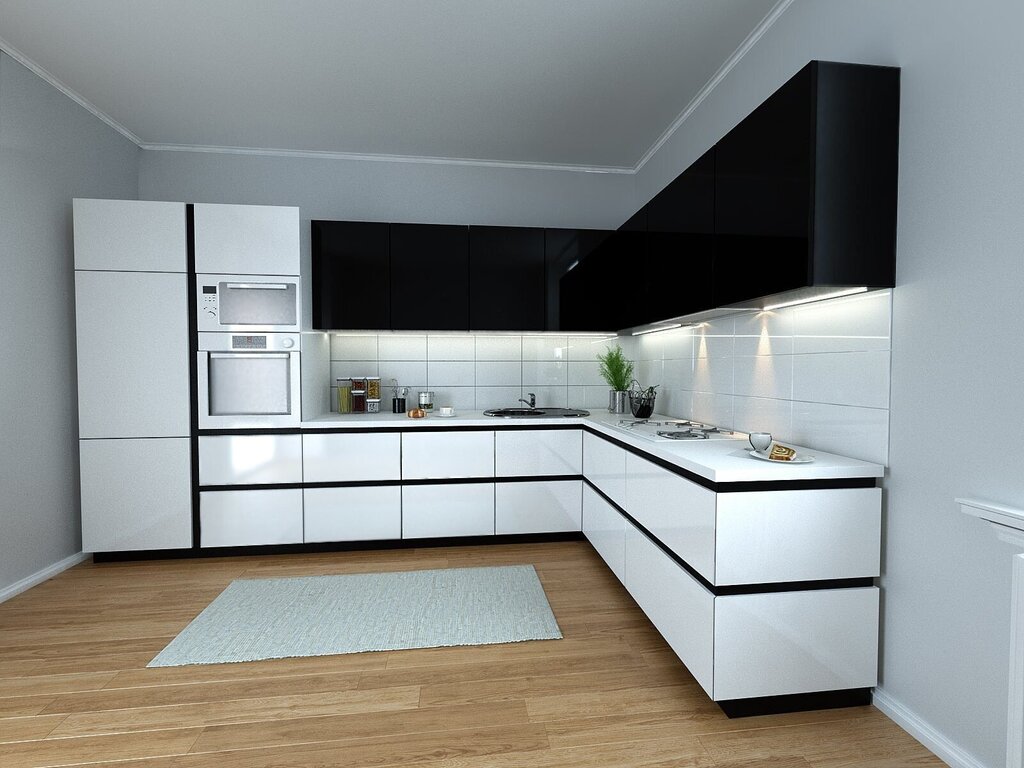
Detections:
[748, 449, 814, 464]
[433, 412, 457, 418]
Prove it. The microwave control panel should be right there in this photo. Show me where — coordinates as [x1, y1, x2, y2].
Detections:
[200, 285, 218, 318]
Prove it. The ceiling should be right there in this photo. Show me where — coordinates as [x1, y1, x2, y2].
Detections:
[0, 0, 782, 170]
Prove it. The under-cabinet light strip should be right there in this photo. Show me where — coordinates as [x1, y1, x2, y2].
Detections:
[631, 323, 684, 336]
[763, 287, 868, 311]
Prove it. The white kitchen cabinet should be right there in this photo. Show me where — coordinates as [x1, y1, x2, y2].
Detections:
[198, 434, 302, 485]
[303, 433, 401, 483]
[73, 199, 186, 272]
[75, 270, 191, 439]
[713, 587, 879, 700]
[194, 203, 300, 276]
[582, 483, 626, 581]
[624, 521, 715, 697]
[402, 431, 494, 479]
[625, 453, 717, 583]
[80, 438, 192, 552]
[715, 488, 882, 585]
[494, 429, 582, 476]
[402, 483, 495, 538]
[200, 489, 304, 547]
[582, 431, 626, 507]
[303, 486, 401, 542]
[495, 480, 582, 534]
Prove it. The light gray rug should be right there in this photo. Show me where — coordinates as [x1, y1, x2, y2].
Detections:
[148, 564, 561, 667]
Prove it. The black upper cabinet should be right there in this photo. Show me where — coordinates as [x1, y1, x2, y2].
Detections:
[390, 224, 469, 330]
[545, 228, 615, 331]
[713, 61, 899, 308]
[645, 147, 716, 321]
[311, 220, 390, 330]
[469, 227, 545, 331]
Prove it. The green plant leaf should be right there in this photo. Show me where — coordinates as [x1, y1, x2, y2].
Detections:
[596, 344, 635, 391]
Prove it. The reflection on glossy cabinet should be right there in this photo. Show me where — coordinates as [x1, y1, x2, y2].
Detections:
[302, 433, 401, 483]
[198, 434, 302, 485]
[582, 431, 626, 507]
[495, 480, 582, 534]
[582, 483, 626, 581]
[303, 486, 402, 543]
[494, 429, 582, 477]
[402, 483, 495, 539]
[402, 431, 494, 479]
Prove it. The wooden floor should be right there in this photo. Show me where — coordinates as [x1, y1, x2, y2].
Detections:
[0, 541, 942, 768]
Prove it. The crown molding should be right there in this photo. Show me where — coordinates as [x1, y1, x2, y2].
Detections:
[633, 0, 796, 173]
[0, 35, 143, 145]
[137, 142, 636, 175]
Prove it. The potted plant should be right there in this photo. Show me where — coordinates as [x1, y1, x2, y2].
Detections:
[596, 344, 634, 414]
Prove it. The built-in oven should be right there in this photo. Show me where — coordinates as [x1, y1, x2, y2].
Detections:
[197, 333, 301, 429]
[196, 274, 300, 333]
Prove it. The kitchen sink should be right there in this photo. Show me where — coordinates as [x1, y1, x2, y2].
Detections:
[483, 407, 590, 418]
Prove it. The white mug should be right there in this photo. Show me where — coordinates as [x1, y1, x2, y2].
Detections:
[749, 432, 772, 452]
[438, 406, 455, 417]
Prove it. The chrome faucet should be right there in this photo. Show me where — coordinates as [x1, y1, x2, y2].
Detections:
[518, 392, 537, 409]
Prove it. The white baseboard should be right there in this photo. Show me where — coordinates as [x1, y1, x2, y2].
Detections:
[0, 552, 89, 604]
[874, 687, 989, 768]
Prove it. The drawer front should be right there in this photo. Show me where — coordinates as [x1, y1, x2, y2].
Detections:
[303, 432, 401, 483]
[495, 429, 582, 476]
[624, 521, 715, 697]
[200, 489, 303, 547]
[625, 453, 716, 583]
[402, 483, 495, 538]
[199, 434, 302, 485]
[402, 431, 494, 479]
[582, 432, 626, 507]
[495, 480, 582, 534]
[713, 587, 880, 701]
[303, 486, 401, 543]
[715, 487, 882, 585]
[582, 483, 626, 582]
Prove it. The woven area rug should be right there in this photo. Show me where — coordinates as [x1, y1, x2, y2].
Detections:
[148, 564, 561, 667]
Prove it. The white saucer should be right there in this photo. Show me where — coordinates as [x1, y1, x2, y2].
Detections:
[434, 412, 457, 418]
[748, 449, 814, 464]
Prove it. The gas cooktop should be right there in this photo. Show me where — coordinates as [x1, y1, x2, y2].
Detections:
[608, 418, 737, 442]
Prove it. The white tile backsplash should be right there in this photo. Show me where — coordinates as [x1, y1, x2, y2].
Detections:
[427, 335, 476, 361]
[792, 351, 891, 409]
[522, 360, 567, 386]
[427, 361, 476, 387]
[792, 290, 892, 353]
[476, 336, 522, 361]
[377, 361, 427, 390]
[523, 335, 568, 361]
[476, 386, 523, 410]
[733, 355, 794, 400]
[476, 361, 521, 387]
[330, 335, 377, 360]
[790, 401, 890, 465]
[330, 360, 378, 381]
[568, 336, 619, 362]
[568, 360, 604, 386]
[378, 334, 428, 360]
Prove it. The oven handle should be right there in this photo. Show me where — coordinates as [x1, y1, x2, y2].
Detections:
[209, 352, 291, 360]
[223, 282, 289, 290]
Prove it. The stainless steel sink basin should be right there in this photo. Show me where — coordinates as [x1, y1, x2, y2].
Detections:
[483, 407, 590, 418]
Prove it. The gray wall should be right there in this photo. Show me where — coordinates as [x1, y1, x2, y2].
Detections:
[635, 2, 1024, 765]
[0, 53, 139, 593]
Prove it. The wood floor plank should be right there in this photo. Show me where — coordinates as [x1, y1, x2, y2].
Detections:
[526, 683, 703, 721]
[0, 714, 67, 743]
[0, 671, 119, 697]
[0, 726, 203, 768]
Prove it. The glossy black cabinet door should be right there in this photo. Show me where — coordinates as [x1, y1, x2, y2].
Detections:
[390, 224, 469, 330]
[545, 228, 615, 331]
[311, 220, 390, 330]
[713, 64, 813, 307]
[645, 148, 716, 322]
[469, 227, 545, 330]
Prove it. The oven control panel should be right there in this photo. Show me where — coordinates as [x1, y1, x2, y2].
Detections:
[231, 335, 267, 350]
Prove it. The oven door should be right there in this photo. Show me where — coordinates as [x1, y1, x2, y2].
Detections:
[198, 334, 301, 429]
[196, 274, 300, 332]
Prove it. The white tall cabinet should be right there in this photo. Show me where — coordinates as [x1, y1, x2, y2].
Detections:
[73, 199, 193, 552]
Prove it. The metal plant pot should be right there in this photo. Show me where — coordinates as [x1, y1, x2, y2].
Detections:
[608, 390, 629, 414]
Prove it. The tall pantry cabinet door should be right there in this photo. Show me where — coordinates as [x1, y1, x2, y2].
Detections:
[80, 438, 192, 551]
[194, 204, 300, 276]
[75, 271, 191, 438]
[72, 199, 186, 272]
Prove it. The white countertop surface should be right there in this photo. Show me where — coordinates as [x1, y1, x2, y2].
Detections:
[301, 410, 884, 484]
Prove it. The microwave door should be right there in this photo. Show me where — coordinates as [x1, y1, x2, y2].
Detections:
[218, 282, 297, 327]
[208, 352, 292, 416]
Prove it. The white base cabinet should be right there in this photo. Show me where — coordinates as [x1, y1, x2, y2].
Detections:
[495, 430, 582, 476]
[402, 483, 495, 538]
[303, 433, 401, 483]
[582, 483, 626, 582]
[402, 431, 494, 479]
[303, 486, 402, 543]
[583, 431, 626, 507]
[199, 434, 302, 485]
[200, 489, 303, 547]
[495, 480, 582, 534]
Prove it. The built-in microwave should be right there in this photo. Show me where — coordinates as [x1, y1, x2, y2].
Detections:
[197, 333, 301, 429]
[196, 274, 300, 333]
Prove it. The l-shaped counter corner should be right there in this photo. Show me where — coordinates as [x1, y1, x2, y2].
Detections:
[192, 409, 883, 714]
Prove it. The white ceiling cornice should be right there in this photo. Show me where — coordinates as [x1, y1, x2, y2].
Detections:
[0, 0, 794, 175]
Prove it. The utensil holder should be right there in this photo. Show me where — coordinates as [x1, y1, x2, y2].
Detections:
[608, 390, 629, 414]
[629, 390, 656, 418]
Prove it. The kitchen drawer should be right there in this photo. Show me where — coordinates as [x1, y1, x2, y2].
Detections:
[624, 521, 715, 697]
[495, 480, 582, 534]
[583, 432, 626, 507]
[582, 483, 626, 582]
[303, 432, 401, 483]
[402, 431, 494, 479]
[625, 453, 716, 583]
[199, 434, 302, 485]
[194, 204, 300, 276]
[713, 587, 879, 700]
[200, 489, 303, 547]
[303, 486, 401, 543]
[715, 487, 882, 585]
[495, 429, 582, 476]
[402, 483, 495, 538]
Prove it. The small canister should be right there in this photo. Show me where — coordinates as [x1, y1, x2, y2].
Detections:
[392, 397, 406, 413]
[365, 377, 381, 414]
[418, 390, 434, 411]
[336, 378, 352, 414]
[351, 377, 367, 414]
